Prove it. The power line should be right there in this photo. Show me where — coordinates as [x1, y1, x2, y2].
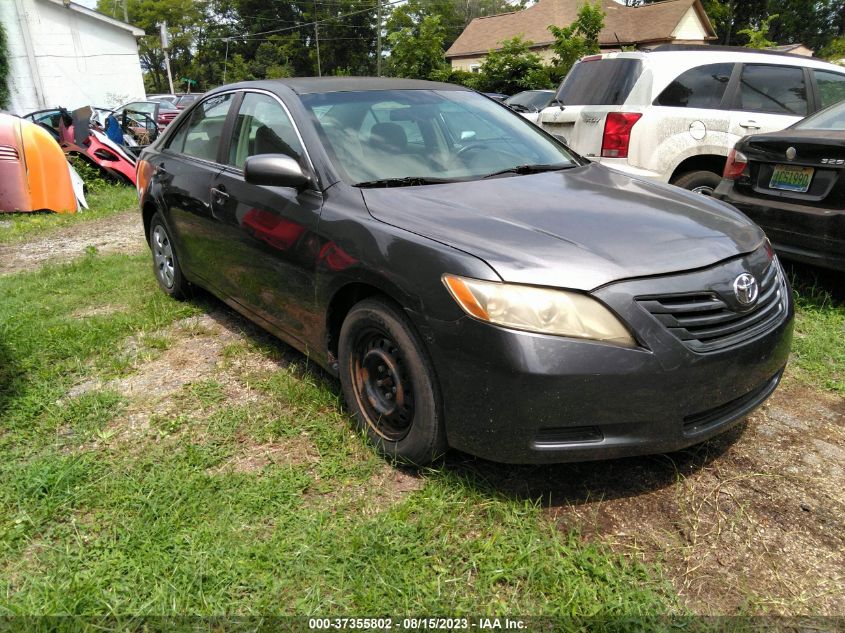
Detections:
[209, 0, 402, 41]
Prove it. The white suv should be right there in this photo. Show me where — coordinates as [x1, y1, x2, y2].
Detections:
[539, 45, 845, 195]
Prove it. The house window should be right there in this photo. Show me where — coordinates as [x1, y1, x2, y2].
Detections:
[469, 64, 481, 74]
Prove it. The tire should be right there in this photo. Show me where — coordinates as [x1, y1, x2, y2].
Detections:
[149, 212, 189, 300]
[338, 297, 447, 466]
[672, 170, 722, 196]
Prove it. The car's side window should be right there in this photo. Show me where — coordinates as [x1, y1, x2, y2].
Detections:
[167, 93, 234, 161]
[813, 70, 845, 109]
[228, 92, 303, 169]
[738, 64, 807, 116]
[654, 63, 733, 109]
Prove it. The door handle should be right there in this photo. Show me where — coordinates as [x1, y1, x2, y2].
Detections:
[739, 120, 760, 130]
[210, 186, 229, 203]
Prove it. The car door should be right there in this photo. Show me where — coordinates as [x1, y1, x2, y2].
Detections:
[727, 63, 809, 144]
[156, 92, 235, 284]
[209, 91, 323, 343]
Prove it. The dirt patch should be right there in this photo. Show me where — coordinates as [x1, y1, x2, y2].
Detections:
[452, 377, 845, 615]
[207, 436, 321, 474]
[68, 309, 284, 445]
[71, 304, 130, 319]
[0, 211, 145, 276]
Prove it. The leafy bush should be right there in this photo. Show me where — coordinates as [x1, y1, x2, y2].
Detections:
[0, 22, 10, 109]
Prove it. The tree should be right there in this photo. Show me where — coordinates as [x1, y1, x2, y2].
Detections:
[387, 15, 448, 80]
[97, 0, 206, 93]
[476, 36, 546, 94]
[737, 13, 778, 49]
[0, 22, 9, 109]
[547, 0, 604, 76]
[386, 0, 527, 52]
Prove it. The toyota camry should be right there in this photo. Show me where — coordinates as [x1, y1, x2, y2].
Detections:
[136, 78, 793, 465]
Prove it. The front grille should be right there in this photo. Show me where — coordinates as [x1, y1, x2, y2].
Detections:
[0, 144, 19, 161]
[637, 263, 786, 353]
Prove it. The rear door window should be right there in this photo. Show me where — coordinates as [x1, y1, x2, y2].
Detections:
[738, 64, 807, 116]
[556, 58, 642, 105]
[813, 70, 845, 109]
[654, 63, 733, 109]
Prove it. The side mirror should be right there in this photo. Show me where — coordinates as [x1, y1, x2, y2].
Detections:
[244, 154, 311, 189]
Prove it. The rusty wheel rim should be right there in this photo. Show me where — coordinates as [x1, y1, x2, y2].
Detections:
[350, 328, 414, 442]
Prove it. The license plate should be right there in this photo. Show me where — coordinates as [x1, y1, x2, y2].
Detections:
[769, 164, 814, 192]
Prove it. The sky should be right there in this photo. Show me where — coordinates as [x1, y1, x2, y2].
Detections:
[75, 0, 99, 9]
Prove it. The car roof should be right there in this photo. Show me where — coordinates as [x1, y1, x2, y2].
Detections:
[209, 77, 469, 96]
[598, 46, 845, 72]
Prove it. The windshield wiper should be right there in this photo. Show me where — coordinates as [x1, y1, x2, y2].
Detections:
[355, 176, 459, 188]
[482, 163, 575, 179]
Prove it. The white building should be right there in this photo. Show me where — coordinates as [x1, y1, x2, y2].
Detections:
[1, 0, 145, 114]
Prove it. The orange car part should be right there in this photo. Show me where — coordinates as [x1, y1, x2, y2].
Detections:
[0, 113, 77, 213]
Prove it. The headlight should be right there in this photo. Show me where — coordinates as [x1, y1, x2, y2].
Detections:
[442, 274, 636, 347]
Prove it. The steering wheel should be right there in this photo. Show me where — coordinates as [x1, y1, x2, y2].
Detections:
[456, 141, 492, 160]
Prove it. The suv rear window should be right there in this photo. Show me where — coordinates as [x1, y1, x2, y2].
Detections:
[556, 58, 642, 106]
[654, 63, 733, 108]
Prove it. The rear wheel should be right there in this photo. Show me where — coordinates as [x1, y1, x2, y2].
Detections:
[672, 170, 722, 196]
[338, 297, 446, 465]
[149, 212, 189, 299]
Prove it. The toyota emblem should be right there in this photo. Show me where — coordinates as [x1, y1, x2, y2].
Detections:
[733, 273, 759, 306]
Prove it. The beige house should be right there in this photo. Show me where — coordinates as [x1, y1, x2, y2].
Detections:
[767, 43, 814, 57]
[446, 0, 716, 72]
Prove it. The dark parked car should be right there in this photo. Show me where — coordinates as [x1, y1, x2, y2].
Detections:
[505, 89, 555, 112]
[174, 94, 203, 110]
[715, 100, 845, 271]
[137, 78, 793, 465]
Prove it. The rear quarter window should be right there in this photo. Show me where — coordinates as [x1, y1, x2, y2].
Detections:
[654, 63, 733, 109]
[556, 58, 642, 106]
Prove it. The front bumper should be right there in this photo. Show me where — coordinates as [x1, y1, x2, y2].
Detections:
[415, 254, 794, 464]
[715, 180, 845, 272]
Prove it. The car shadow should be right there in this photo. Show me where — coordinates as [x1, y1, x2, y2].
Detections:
[188, 289, 748, 508]
[437, 423, 745, 509]
[0, 338, 16, 420]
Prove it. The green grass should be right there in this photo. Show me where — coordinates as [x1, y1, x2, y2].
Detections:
[0, 185, 137, 244]
[0, 251, 676, 617]
[788, 267, 845, 393]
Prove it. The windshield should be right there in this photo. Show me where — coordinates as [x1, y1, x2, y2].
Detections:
[300, 89, 576, 185]
[505, 91, 553, 111]
[794, 100, 845, 130]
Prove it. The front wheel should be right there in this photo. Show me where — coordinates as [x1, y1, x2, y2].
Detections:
[338, 297, 446, 465]
[672, 170, 722, 196]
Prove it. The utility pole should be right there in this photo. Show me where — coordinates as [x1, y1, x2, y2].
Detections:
[376, 0, 382, 76]
[160, 22, 175, 95]
[223, 38, 230, 84]
[313, 0, 322, 77]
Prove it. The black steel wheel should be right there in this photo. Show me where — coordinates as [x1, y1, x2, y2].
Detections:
[338, 297, 446, 465]
[672, 170, 722, 196]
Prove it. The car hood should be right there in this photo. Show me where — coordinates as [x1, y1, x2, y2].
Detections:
[361, 163, 764, 290]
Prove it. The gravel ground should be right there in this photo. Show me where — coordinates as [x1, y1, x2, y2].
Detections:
[0, 211, 146, 276]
